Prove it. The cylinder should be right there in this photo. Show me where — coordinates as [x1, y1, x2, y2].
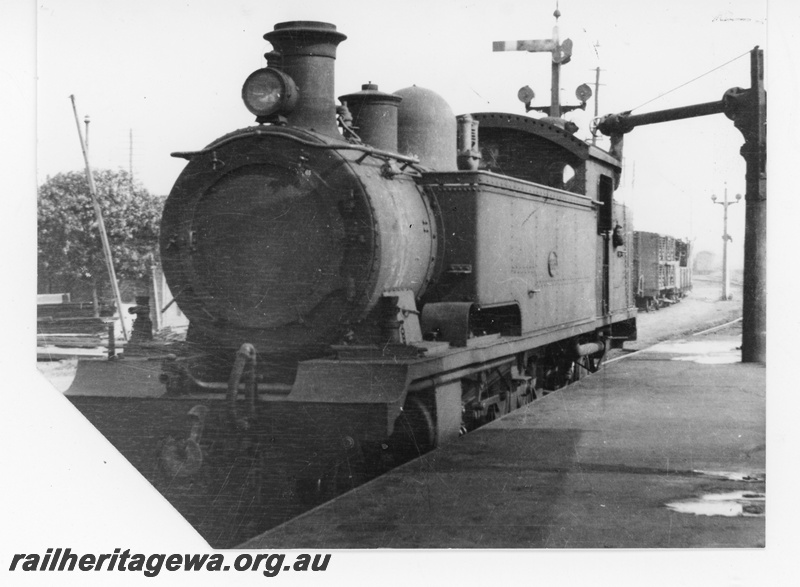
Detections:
[394, 86, 457, 170]
[264, 21, 347, 137]
[339, 83, 402, 152]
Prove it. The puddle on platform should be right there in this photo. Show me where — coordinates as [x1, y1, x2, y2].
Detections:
[672, 354, 740, 364]
[693, 470, 764, 482]
[646, 340, 741, 364]
[666, 491, 765, 517]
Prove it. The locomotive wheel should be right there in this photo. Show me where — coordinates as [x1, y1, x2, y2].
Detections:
[586, 349, 606, 373]
[570, 360, 584, 382]
[389, 395, 436, 460]
[575, 355, 603, 378]
[297, 438, 370, 506]
[517, 382, 535, 407]
[313, 459, 357, 502]
[573, 345, 606, 380]
[584, 340, 607, 374]
[495, 391, 512, 418]
[541, 360, 572, 391]
[485, 404, 501, 422]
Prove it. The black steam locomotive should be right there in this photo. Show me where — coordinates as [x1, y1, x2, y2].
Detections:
[71, 20, 637, 546]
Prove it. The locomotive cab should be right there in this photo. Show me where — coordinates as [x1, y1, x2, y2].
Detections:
[419, 111, 634, 343]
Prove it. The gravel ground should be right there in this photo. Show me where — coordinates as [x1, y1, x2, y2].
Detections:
[627, 274, 743, 351]
[36, 274, 742, 393]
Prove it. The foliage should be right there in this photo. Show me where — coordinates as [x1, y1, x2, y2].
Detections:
[38, 169, 162, 292]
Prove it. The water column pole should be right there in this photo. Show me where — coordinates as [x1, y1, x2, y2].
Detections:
[737, 47, 767, 363]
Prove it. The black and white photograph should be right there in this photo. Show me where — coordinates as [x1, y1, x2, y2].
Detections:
[3, 0, 795, 584]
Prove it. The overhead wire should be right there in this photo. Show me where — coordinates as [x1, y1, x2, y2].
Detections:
[629, 49, 751, 113]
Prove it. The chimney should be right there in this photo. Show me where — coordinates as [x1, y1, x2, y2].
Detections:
[264, 21, 347, 137]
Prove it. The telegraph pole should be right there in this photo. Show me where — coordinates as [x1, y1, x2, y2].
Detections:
[84, 116, 90, 153]
[591, 66, 602, 145]
[129, 128, 134, 196]
[712, 184, 741, 300]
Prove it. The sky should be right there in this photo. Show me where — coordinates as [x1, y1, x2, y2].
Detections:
[35, 0, 768, 264]
[3, 1, 799, 585]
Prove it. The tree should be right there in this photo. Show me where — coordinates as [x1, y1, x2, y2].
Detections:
[38, 169, 162, 315]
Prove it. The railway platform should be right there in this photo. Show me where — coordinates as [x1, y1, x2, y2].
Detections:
[243, 321, 765, 549]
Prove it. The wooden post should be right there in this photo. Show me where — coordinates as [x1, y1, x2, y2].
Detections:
[151, 261, 162, 332]
[107, 321, 116, 358]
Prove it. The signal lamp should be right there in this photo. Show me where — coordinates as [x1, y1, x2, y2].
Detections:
[241, 68, 298, 118]
[575, 83, 592, 103]
[517, 85, 535, 104]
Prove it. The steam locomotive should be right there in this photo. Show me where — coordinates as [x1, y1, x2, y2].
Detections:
[70, 20, 637, 546]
